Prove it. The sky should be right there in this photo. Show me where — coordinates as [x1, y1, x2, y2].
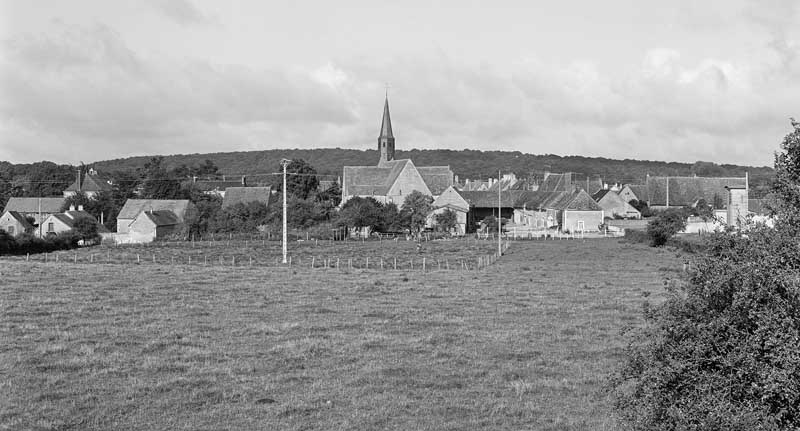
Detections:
[0, 0, 798, 166]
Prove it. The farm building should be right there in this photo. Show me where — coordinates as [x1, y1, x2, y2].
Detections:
[222, 187, 272, 209]
[341, 96, 454, 207]
[3, 197, 66, 227]
[643, 174, 747, 210]
[592, 189, 641, 219]
[63, 168, 113, 198]
[513, 189, 605, 233]
[457, 190, 521, 232]
[0, 211, 34, 237]
[126, 210, 181, 243]
[39, 207, 104, 237]
[726, 185, 749, 227]
[429, 186, 470, 234]
[116, 199, 195, 234]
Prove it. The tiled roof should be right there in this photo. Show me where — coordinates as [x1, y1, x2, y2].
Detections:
[515, 190, 602, 211]
[222, 187, 272, 209]
[460, 180, 490, 191]
[539, 173, 573, 192]
[592, 189, 612, 200]
[118, 199, 192, 221]
[646, 176, 746, 207]
[343, 159, 452, 197]
[4, 197, 66, 214]
[458, 190, 523, 208]
[626, 185, 649, 202]
[141, 210, 180, 226]
[565, 190, 604, 211]
[417, 166, 453, 195]
[52, 213, 76, 228]
[64, 210, 95, 221]
[575, 178, 603, 195]
[3, 211, 34, 230]
[64, 173, 112, 193]
[194, 180, 243, 191]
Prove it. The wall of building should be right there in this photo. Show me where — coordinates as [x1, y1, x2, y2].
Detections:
[562, 210, 604, 232]
[727, 188, 748, 227]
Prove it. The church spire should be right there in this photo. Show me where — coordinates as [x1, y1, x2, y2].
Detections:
[378, 94, 395, 164]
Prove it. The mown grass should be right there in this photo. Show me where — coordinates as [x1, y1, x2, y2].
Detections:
[0, 238, 684, 430]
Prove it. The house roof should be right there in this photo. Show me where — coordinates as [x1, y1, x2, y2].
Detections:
[416, 166, 454, 195]
[4, 197, 66, 214]
[343, 159, 452, 197]
[222, 187, 272, 209]
[118, 199, 191, 220]
[194, 180, 243, 191]
[460, 180, 490, 191]
[51, 213, 77, 228]
[64, 210, 95, 221]
[539, 172, 574, 192]
[592, 189, 613, 201]
[140, 210, 180, 226]
[575, 178, 603, 195]
[64, 172, 112, 193]
[457, 190, 523, 208]
[623, 185, 649, 202]
[515, 190, 603, 211]
[2, 211, 34, 230]
[646, 176, 747, 207]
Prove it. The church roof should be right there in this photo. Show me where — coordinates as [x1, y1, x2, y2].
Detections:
[343, 159, 452, 197]
[379, 96, 393, 139]
[64, 172, 112, 194]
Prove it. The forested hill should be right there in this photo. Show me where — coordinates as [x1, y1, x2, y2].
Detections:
[94, 148, 774, 187]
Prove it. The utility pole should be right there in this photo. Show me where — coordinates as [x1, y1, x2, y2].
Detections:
[281, 159, 291, 264]
[498, 169, 502, 256]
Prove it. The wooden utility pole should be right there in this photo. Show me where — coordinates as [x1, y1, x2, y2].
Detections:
[281, 159, 291, 264]
[498, 169, 502, 257]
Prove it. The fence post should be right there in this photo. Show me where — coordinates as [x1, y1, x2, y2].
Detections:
[137, 254, 140, 263]
[233, 255, 236, 266]
[336, 258, 340, 270]
[74, 253, 77, 264]
[26, 253, 29, 262]
[380, 258, 384, 270]
[288, 256, 291, 266]
[422, 258, 426, 272]
[410, 259, 413, 270]
[311, 257, 315, 268]
[394, 257, 397, 270]
[366, 257, 369, 269]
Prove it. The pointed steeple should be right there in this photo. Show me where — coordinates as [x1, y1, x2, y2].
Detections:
[377, 94, 396, 165]
[379, 95, 393, 139]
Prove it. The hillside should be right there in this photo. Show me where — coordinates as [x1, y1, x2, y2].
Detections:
[92, 148, 775, 190]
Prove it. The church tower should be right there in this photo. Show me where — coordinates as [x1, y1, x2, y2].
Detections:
[378, 95, 395, 165]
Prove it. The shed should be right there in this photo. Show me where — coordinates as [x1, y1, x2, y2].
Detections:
[117, 199, 194, 233]
[127, 210, 181, 243]
[0, 211, 34, 237]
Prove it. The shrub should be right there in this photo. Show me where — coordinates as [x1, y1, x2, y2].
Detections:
[646, 210, 686, 246]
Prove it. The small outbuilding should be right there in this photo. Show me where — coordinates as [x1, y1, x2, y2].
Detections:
[429, 186, 470, 234]
[127, 210, 181, 243]
[117, 199, 194, 234]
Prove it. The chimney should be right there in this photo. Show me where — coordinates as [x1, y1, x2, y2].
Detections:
[78, 205, 84, 211]
[69, 205, 75, 211]
[454, 174, 459, 184]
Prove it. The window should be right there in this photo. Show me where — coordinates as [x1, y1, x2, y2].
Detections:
[7, 226, 13, 235]
[48, 222, 54, 232]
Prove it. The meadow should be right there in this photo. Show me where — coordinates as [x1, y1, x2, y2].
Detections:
[1, 238, 685, 430]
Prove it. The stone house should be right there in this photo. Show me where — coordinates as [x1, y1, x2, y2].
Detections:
[126, 210, 181, 243]
[0, 211, 34, 237]
[429, 186, 470, 234]
[592, 189, 641, 219]
[3, 197, 67, 228]
[116, 199, 195, 234]
[513, 189, 605, 232]
[39, 207, 103, 237]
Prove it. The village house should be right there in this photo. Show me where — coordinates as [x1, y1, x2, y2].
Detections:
[0, 211, 34, 237]
[592, 189, 641, 219]
[39, 206, 105, 237]
[513, 189, 605, 233]
[222, 186, 272, 209]
[116, 199, 195, 234]
[429, 186, 470, 234]
[341, 96, 454, 207]
[3, 197, 67, 228]
[617, 184, 648, 204]
[126, 210, 181, 243]
[63, 168, 113, 198]
[457, 190, 521, 232]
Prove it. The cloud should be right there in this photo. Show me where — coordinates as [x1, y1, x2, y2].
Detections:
[1, 20, 798, 167]
[146, 0, 218, 26]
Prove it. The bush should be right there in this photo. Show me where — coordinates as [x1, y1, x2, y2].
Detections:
[646, 210, 687, 246]
[0, 231, 83, 256]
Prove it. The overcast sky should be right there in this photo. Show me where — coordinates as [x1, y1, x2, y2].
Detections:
[1, 0, 797, 166]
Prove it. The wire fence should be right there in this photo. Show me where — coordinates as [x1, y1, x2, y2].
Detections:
[10, 241, 512, 272]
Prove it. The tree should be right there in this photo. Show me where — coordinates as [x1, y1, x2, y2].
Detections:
[280, 159, 319, 200]
[398, 191, 433, 233]
[434, 209, 458, 233]
[335, 197, 384, 232]
[613, 119, 800, 429]
[71, 216, 99, 241]
[646, 209, 686, 246]
[140, 156, 184, 199]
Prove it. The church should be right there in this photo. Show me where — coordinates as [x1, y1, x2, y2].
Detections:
[341, 96, 454, 207]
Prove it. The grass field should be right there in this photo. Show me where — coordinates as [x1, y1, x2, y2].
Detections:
[1, 238, 685, 430]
